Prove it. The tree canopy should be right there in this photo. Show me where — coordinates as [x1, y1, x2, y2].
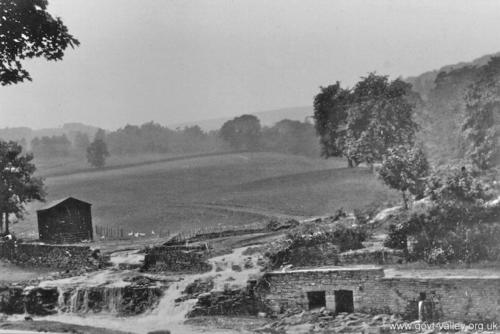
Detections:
[313, 73, 418, 167]
[462, 57, 500, 170]
[87, 129, 109, 168]
[0, 140, 45, 234]
[219, 114, 262, 151]
[0, 0, 79, 85]
[378, 145, 429, 208]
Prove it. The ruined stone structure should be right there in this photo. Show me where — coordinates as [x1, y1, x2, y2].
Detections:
[142, 244, 212, 273]
[37, 197, 93, 244]
[262, 267, 500, 323]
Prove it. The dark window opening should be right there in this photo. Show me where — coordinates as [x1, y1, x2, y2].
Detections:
[419, 292, 426, 301]
[335, 290, 354, 313]
[307, 291, 326, 310]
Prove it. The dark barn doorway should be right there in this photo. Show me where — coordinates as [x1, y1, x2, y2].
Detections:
[307, 291, 326, 310]
[335, 290, 354, 313]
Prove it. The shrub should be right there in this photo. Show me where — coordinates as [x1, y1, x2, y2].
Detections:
[264, 219, 367, 269]
[384, 167, 500, 264]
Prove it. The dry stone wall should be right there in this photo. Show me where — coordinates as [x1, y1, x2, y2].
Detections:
[0, 241, 104, 270]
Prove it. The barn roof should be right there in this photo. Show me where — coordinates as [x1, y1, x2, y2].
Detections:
[37, 197, 92, 212]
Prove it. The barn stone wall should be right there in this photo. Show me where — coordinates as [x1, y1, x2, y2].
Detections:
[0, 241, 103, 270]
[262, 268, 500, 323]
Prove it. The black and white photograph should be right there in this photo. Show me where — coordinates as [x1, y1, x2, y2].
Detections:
[0, 1, 500, 333]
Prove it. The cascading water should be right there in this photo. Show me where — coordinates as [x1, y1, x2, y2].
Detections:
[34, 247, 262, 333]
[4, 247, 262, 333]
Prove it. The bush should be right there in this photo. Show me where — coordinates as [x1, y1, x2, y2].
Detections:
[264, 219, 368, 269]
[383, 167, 500, 264]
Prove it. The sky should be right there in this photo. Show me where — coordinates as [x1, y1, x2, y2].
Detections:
[2, 0, 500, 130]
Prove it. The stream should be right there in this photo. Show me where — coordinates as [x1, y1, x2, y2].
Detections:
[4, 247, 261, 334]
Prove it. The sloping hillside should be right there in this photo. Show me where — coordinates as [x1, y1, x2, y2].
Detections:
[171, 106, 313, 131]
[13, 152, 397, 239]
[407, 52, 500, 163]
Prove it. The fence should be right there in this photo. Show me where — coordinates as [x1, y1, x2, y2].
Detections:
[94, 221, 266, 242]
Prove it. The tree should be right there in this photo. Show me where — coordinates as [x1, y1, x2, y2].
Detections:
[87, 129, 109, 168]
[344, 74, 418, 167]
[0, 140, 45, 234]
[0, 0, 79, 85]
[262, 119, 320, 157]
[219, 114, 262, 151]
[313, 83, 350, 162]
[73, 131, 90, 156]
[462, 57, 500, 170]
[378, 145, 429, 209]
[313, 74, 418, 167]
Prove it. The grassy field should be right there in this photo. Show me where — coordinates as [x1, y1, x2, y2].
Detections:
[13, 152, 399, 239]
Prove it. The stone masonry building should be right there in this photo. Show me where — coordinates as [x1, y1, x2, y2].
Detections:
[262, 266, 500, 323]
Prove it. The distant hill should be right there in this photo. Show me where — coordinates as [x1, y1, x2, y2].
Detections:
[406, 52, 500, 101]
[406, 51, 500, 164]
[171, 106, 313, 131]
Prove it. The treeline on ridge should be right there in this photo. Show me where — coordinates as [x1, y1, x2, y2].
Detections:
[9, 117, 320, 164]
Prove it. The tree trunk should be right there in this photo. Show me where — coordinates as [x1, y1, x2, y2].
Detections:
[347, 158, 354, 168]
[0, 212, 3, 234]
[402, 191, 408, 210]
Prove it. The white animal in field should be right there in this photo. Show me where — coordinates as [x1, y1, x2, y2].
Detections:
[128, 231, 133, 236]
[151, 230, 155, 235]
[138, 233, 146, 237]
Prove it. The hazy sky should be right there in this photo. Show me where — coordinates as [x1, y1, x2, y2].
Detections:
[2, 0, 500, 130]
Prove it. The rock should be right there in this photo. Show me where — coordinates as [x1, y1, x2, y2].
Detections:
[267, 218, 300, 231]
[231, 264, 242, 272]
[147, 331, 171, 334]
[258, 312, 267, 318]
[24, 316, 33, 321]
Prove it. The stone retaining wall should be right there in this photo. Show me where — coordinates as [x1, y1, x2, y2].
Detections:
[0, 241, 103, 270]
[142, 244, 212, 273]
[262, 267, 500, 323]
[338, 248, 404, 265]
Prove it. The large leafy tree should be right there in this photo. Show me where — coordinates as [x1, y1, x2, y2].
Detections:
[219, 114, 262, 151]
[0, 141, 45, 234]
[462, 57, 500, 170]
[0, 0, 79, 85]
[344, 74, 418, 167]
[313, 74, 418, 167]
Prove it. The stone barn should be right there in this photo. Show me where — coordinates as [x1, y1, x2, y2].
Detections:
[37, 197, 93, 244]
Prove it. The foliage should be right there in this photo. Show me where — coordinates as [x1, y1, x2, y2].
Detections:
[72, 131, 90, 156]
[261, 119, 320, 157]
[0, 0, 79, 85]
[313, 74, 418, 167]
[384, 167, 500, 264]
[106, 122, 220, 156]
[462, 57, 500, 170]
[0, 140, 45, 234]
[265, 218, 367, 269]
[86, 130, 109, 168]
[378, 145, 429, 208]
[30, 134, 71, 158]
[219, 114, 262, 151]
[313, 82, 350, 159]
